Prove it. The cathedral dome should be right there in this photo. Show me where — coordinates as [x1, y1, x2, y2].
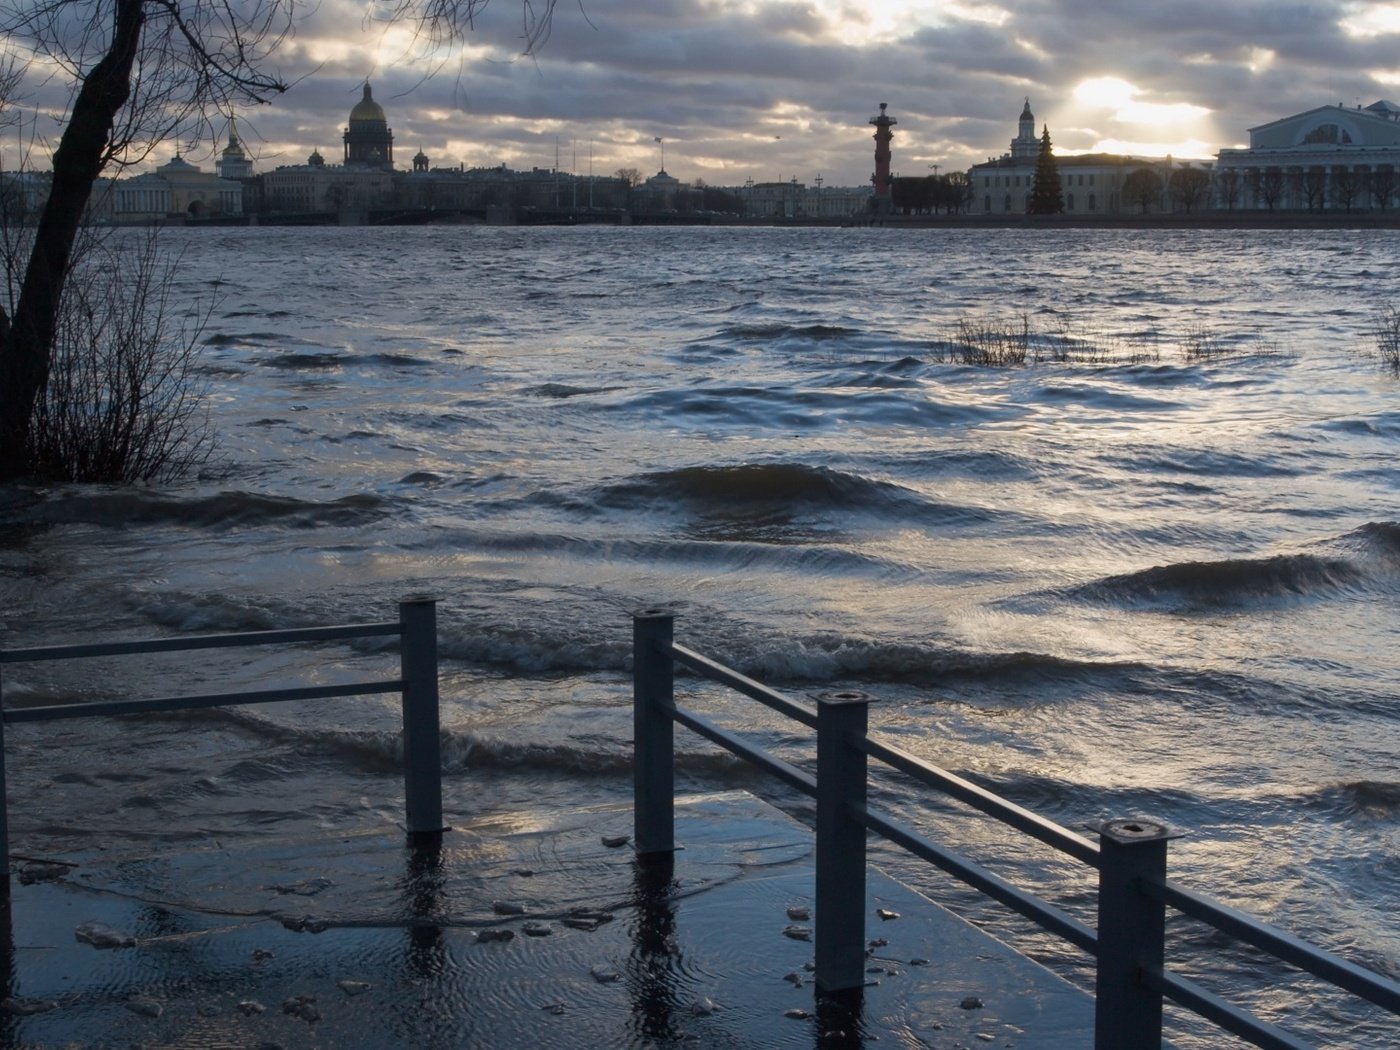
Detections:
[349, 83, 386, 125]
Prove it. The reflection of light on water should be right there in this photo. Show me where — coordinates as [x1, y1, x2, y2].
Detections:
[1, 226, 1396, 1047]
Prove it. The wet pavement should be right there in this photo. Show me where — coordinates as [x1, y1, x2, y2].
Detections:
[0, 792, 1095, 1048]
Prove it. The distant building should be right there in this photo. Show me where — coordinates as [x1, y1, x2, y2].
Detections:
[111, 155, 243, 221]
[343, 83, 394, 170]
[217, 122, 254, 180]
[1214, 101, 1400, 211]
[967, 98, 1193, 215]
[742, 178, 872, 219]
[0, 171, 52, 221]
[636, 169, 681, 209]
[260, 150, 394, 214]
[259, 86, 400, 214]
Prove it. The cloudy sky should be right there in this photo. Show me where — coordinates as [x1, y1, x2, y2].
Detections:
[45, 1, 1400, 186]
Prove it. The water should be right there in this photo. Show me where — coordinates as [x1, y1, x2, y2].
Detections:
[1, 225, 1398, 1046]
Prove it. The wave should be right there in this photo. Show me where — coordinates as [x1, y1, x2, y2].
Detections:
[583, 463, 997, 530]
[1305, 781, 1400, 819]
[184, 709, 757, 782]
[1340, 520, 1400, 561]
[1066, 553, 1365, 609]
[614, 385, 1008, 430]
[1063, 521, 1400, 610]
[718, 322, 861, 342]
[21, 490, 391, 530]
[258, 352, 346, 369]
[522, 383, 622, 399]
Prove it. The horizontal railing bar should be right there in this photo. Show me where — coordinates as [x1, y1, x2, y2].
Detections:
[861, 735, 1101, 867]
[1147, 968, 1313, 1050]
[858, 806, 1098, 955]
[4, 680, 404, 723]
[665, 643, 818, 730]
[666, 701, 818, 798]
[1151, 879, 1400, 1014]
[0, 622, 403, 664]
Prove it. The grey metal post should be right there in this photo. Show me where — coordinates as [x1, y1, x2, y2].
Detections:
[0, 691, 8, 899]
[815, 690, 876, 993]
[1093, 818, 1179, 1050]
[632, 609, 675, 856]
[399, 597, 445, 838]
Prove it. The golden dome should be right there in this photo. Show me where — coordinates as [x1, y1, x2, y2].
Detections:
[349, 83, 386, 125]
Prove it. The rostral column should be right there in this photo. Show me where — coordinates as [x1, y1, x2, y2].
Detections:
[869, 102, 897, 212]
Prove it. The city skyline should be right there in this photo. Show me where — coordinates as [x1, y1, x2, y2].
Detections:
[15, 1, 1400, 186]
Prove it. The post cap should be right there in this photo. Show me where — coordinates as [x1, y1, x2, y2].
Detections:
[1089, 817, 1185, 845]
[812, 689, 877, 706]
[631, 607, 675, 620]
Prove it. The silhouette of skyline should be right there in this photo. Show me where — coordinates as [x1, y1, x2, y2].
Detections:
[12, 1, 1400, 185]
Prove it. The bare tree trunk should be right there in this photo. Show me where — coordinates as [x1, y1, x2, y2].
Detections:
[0, 0, 145, 479]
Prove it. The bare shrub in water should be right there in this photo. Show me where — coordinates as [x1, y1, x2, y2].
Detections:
[1046, 316, 1160, 365]
[18, 228, 213, 482]
[1374, 306, 1400, 373]
[949, 314, 1031, 366]
[1181, 324, 1229, 361]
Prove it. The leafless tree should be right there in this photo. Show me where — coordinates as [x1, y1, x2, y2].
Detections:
[0, 0, 559, 481]
[1122, 168, 1162, 213]
[1368, 166, 1395, 212]
[1168, 167, 1210, 213]
[1248, 167, 1285, 211]
[1301, 167, 1327, 211]
[1215, 168, 1241, 211]
[1331, 167, 1363, 212]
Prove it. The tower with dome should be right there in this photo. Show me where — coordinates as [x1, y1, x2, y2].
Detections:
[343, 83, 395, 169]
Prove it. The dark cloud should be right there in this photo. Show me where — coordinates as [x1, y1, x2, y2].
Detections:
[16, 0, 1400, 185]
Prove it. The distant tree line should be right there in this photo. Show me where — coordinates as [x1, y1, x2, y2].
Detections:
[889, 173, 973, 215]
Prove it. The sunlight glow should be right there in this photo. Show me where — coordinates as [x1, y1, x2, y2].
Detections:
[1089, 137, 1218, 160]
[1072, 77, 1209, 127]
[1246, 47, 1277, 73]
[1341, 3, 1400, 37]
[1074, 77, 1136, 110]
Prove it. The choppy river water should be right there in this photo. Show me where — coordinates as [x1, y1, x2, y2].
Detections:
[1, 225, 1397, 1047]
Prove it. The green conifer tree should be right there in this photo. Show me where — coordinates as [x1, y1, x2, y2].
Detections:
[1028, 125, 1064, 215]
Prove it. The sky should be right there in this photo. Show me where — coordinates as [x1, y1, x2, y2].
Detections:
[24, 0, 1400, 186]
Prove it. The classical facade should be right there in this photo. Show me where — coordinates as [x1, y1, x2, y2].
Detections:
[260, 149, 394, 214]
[967, 98, 1199, 215]
[1214, 101, 1400, 211]
[111, 155, 243, 221]
[742, 178, 871, 218]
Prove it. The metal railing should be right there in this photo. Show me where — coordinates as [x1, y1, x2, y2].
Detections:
[631, 609, 1400, 1050]
[0, 596, 447, 891]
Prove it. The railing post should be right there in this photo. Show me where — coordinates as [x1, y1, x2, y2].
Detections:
[632, 609, 674, 857]
[1093, 818, 1180, 1050]
[399, 596, 445, 839]
[0, 694, 8, 899]
[814, 690, 876, 994]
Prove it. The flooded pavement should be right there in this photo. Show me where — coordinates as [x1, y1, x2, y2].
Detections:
[0, 792, 1094, 1048]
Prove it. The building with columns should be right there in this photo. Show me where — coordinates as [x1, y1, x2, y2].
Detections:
[111, 154, 243, 221]
[967, 98, 1199, 216]
[1213, 101, 1400, 211]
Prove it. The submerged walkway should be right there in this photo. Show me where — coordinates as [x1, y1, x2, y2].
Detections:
[0, 792, 1094, 1048]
